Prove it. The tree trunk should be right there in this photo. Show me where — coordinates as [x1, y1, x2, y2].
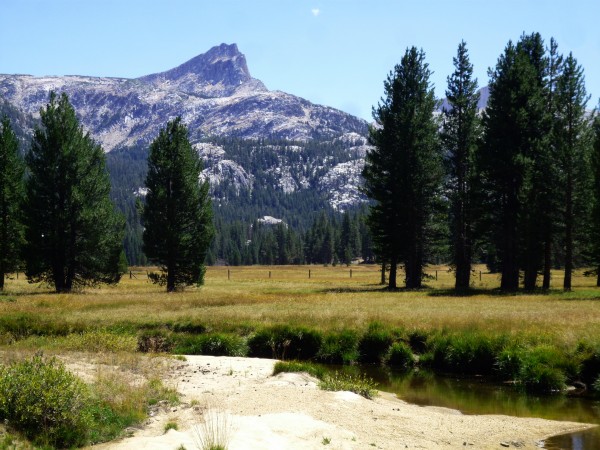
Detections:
[380, 261, 386, 285]
[596, 266, 600, 287]
[388, 258, 397, 290]
[564, 173, 573, 291]
[167, 267, 176, 293]
[542, 238, 551, 290]
[0, 272, 4, 291]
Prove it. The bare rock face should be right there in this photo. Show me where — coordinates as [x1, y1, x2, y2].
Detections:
[0, 43, 368, 152]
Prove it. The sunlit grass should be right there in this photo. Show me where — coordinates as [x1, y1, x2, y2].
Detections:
[1, 264, 600, 349]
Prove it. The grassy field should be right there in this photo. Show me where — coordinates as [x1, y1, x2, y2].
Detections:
[2, 263, 600, 446]
[2, 264, 600, 346]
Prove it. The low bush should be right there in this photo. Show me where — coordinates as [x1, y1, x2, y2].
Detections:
[576, 342, 600, 385]
[385, 342, 414, 370]
[0, 356, 93, 448]
[425, 332, 501, 376]
[358, 322, 393, 364]
[316, 330, 359, 364]
[137, 330, 174, 353]
[514, 345, 568, 393]
[172, 333, 247, 357]
[247, 326, 322, 360]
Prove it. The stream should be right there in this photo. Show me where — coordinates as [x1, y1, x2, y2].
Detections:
[338, 366, 600, 449]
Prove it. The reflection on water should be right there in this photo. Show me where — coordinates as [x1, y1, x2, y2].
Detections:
[344, 366, 600, 450]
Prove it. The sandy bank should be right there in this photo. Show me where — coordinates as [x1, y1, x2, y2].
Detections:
[89, 355, 594, 449]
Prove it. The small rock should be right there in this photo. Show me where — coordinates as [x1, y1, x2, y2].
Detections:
[500, 443, 510, 448]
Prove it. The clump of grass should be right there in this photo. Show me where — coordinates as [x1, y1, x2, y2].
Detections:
[273, 360, 327, 379]
[11, 330, 137, 353]
[358, 322, 393, 364]
[247, 326, 322, 360]
[164, 421, 178, 433]
[385, 342, 414, 370]
[172, 333, 247, 357]
[316, 330, 359, 364]
[319, 371, 378, 399]
[424, 331, 503, 376]
[192, 408, 232, 450]
[273, 361, 377, 399]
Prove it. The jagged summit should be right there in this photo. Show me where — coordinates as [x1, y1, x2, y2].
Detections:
[138, 43, 266, 97]
[0, 43, 368, 151]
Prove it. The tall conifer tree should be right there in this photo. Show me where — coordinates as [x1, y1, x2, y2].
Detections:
[0, 116, 24, 290]
[441, 41, 480, 291]
[363, 47, 442, 289]
[479, 33, 549, 291]
[555, 53, 592, 290]
[143, 117, 214, 292]
[24, 92, 124, 292]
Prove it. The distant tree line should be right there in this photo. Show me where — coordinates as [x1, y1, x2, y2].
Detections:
[207, 208, 375, 266]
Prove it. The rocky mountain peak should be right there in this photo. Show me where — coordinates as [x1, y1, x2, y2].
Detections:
[138, 43, 263, 96]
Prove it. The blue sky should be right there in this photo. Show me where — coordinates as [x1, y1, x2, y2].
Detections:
[2, 0, 599, 121]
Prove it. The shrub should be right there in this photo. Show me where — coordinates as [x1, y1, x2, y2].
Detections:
[425, 332, 500, 376]
[137, 330, 174, 353]
[358, 323, 393, 364]
[167, 321, 206, 334]
[576, 342, 600, 385]
[316, 330, 359, 364]
[247, 326, 322, 360]
[407, 329, 428, 354]
[515, 345, 568, 393]
[173, 333, 247, 357]
[385, 342, 414, 370]
[0, 356, 92, 448]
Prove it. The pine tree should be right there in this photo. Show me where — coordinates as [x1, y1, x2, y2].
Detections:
[555, 53, 592, 290]
[23, 92, 124, 292]
[590, 111, 600, 286]
[441, 41, 480, 291]
[143, 117, 214, 292]
[479, 33, 549, 292]
[362, 47, 443, 289]
[0, 116, 25, 290]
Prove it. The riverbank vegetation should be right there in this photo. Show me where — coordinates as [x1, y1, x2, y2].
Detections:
[2, 265, 600, 398]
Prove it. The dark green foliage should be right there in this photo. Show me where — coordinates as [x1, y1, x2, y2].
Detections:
[589, 112, 600, 286]
[441, 42, 480, 290]
[23, 92, 125, 292]
[247, 326, 323, 360]
[554, 52, 592, 290]
[424, 332, 503, 376]
[142, 117, 214, 291]
[385, 342, 414, 370]
[358, 322, 394, 364]
[137, 330, 174, 353]
[0, 356, 93, 448]
[362, 47, 443, 288]
[316, 330, 360, 364]
[0, 116, 25, 290]
[171, 333, 247, 356]
[478, 34, 550, 291]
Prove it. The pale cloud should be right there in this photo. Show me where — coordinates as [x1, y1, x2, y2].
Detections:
[311, 8, 320, 17]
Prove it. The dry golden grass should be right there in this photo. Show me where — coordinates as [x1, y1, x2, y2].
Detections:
[1, 264, 600, 347]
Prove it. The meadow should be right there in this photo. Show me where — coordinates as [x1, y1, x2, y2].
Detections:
[2, 264, 600, 446]
[2, 264, 600, 342]
[2, 264, 600, 391]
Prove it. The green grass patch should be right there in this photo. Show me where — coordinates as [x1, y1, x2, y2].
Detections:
[172, 333, 247, 357]
[247, 326, 322, 360]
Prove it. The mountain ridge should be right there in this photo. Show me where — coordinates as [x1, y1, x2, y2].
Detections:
[0, 43, 368, 152]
